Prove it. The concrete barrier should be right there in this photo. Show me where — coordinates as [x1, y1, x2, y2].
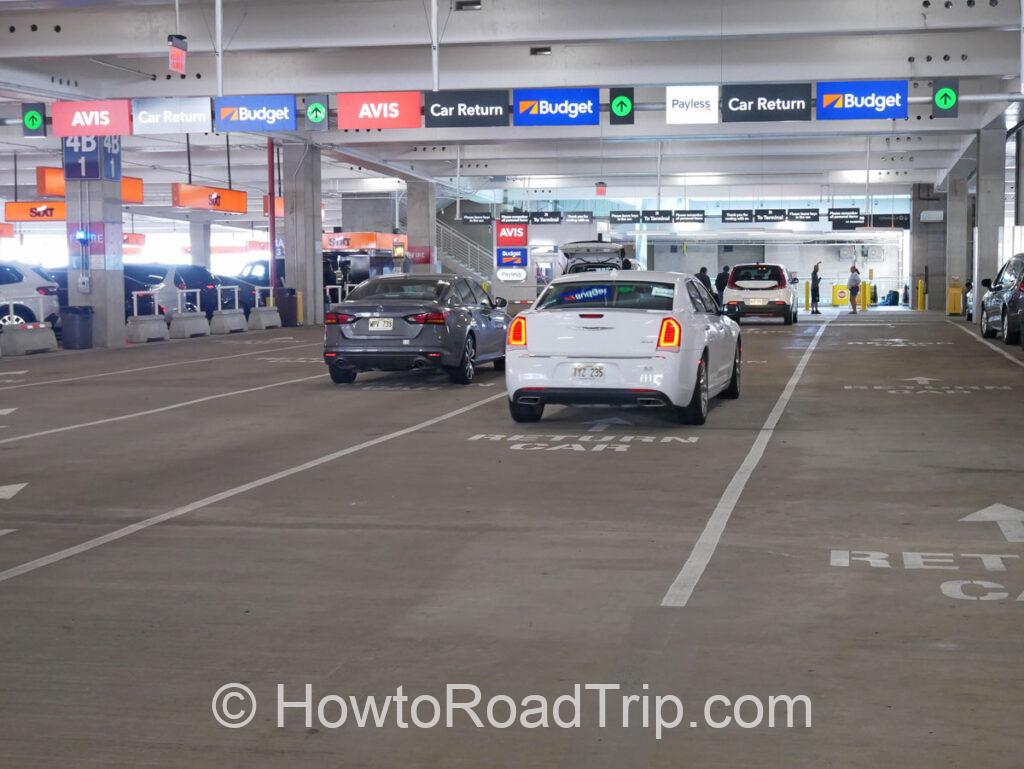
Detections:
[126, 315, 170, 343]
[1, 322, 58, 356]
[211, 308, 247, 334]
[247, 306, 282, 331]
[169, 312, 211, 339]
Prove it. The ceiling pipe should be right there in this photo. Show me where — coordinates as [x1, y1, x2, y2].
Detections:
[214, 0, 224, 96]
[430, 0, 439, 91]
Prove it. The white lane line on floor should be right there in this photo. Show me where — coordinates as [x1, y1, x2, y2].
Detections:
[0, 392, 506, 585]
[0, 530, 16, 538]
[0, 342, 321, 392]
[947, 320, 1024, 369]
[661, 319, 831, 608]
[0, 375, 322, 447]
[0, 408, 18, 416]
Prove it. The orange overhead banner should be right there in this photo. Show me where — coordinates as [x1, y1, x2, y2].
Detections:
[171, 182, 247, 214]
[0, 223, 13, 238]
[4, 201, 67, 222]
[36, 166, 144, 204]
[322, 231, 408, 251]
[262, 195, 284, 218]
[122, 232, 146, 246]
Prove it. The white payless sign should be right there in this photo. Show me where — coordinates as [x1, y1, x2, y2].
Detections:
[131, 97, 213, 134]
[496, 267, 527, 282]
[665, 85, 720, 125]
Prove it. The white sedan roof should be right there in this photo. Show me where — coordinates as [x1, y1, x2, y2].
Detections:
[551, 270, 687, 285]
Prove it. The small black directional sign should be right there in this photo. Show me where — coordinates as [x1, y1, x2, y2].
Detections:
[932, 79, 959, 119]
[609, 87, 635, 125]
[302, 94, 330, 132]
[21, 103, 46, 138]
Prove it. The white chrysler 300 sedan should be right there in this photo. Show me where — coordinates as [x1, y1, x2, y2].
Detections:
[505, 271, 741, 424]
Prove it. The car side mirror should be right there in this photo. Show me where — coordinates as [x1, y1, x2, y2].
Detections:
[493, 296, 508, 308]
[981, 278, 992, 288]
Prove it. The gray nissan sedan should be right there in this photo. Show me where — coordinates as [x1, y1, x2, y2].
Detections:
[323, 274, 510, 384]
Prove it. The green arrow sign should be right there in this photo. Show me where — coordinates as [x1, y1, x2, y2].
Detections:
[306, 102, 326, 123]
[21, 102, 47, 137]
[931, 79, 959, 119]
[609, 87, 635, 125]
[23, 110, 42, 130]
[934, 88, 957, 110]
[611, 95, 633, 117]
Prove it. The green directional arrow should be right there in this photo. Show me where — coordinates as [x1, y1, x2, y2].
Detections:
[934, 87, 958, 110]
[306, 102, 326, 123]
[611, 95, 633, 117]
[23, 110, 42, 130]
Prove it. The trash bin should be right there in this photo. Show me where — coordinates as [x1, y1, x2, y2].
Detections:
[274, 288, 299, 327]
[60, 306, 94, 349]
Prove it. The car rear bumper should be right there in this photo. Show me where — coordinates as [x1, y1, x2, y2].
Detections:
[324, 346, 452, 371]
[724, 302, 790, 318]
[511, 387, 673, 408]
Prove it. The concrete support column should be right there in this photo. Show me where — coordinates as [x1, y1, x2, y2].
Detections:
[189, 220, 212, 269]
[944, 172, 969, 313]
[975, 121, 1006, 328]
[910, 184, 944, 309]
[65, 178, 125, 348]
[282, 143, 323, 326]
[406, 180, 437, 274]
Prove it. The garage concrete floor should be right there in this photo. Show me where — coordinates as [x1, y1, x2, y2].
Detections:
[0, 312, 1021, 767]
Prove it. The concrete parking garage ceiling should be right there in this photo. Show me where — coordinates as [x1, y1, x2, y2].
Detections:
[0, 0, 1020, 223]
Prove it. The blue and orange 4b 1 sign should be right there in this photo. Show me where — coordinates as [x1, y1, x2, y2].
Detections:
[496, 247, 528, 269]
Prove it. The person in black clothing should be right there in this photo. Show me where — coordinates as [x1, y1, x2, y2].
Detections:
[697, 266, 713, 293]
[715, 265, 730, 303]
[810, 262, 822, 314]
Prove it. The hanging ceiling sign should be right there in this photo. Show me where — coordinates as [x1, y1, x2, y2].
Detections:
[424, 90, 509, 128]
[870, 213, 911, 229]
[641, 210, 673, 224]
[262, 195, 284, 217]
[563, 211, 594, 224]
[608, 87, 635, 126]
[529, 211, 562, 224]
[123, 232, 146, 246]
[722, 83, 813, 123]
[4, 201, 67, 222]
[36, 166, 143, 203]
[460, 212, 493, 225]
[609, 211, 641, 224]
[673, 210, 705, 223]
[214, 95, 297, 132]
[171, 183, 248, 214]
[0, 223, 14, 238]
[337, 91, 422, 129]
[496, 247, 528, 268]
[665, 86, 719, 125]
[131, 97, 211, 134]
[52, 100, 132, 137]
[499, 212, 530, 224]
[722, 210, 754, 223]
[21, 103, 46, 138]
[828, 207, 862, 222]
[754, 208, 786, 223]
[168, 34, 187, 75]
[496, 221, 528, 246]
[816, 80, 908, 120]
[512, 88, 600, 127]
[786, 208, 820, 222]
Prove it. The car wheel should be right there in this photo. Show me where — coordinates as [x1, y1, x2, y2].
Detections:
[981, 311, 997, 338]
[493, 357, 506, 371]
[0, 305, 35, 325]
[449, 335, 476, 385]
[1002, 308, 1021, 345]
[509, 400, 544, 423]
[723, 343, 741, 399]
[783, 305, 793, 325]
[329, 367, 357, 384]
[792, 308, 799, 324]
[675, 358, 709, 425]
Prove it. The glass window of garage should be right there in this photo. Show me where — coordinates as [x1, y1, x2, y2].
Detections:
[346, 278, 450, 301]
[0, 265, 23, 285]
[536, 281, 674, 311]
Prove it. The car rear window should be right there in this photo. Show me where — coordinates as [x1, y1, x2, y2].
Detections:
[176, 266, 217, 286]
[730, 264, 786, 287]
[124, 265, 169, 285]
[536, 281, 674, 311]
[31, 267, 57, 283]
[346, 278, 450, 301]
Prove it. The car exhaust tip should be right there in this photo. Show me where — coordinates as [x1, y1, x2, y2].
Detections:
[517, 396, 542, 405]
[637, 397, 666, 407]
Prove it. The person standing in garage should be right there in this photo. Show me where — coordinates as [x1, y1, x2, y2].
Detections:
[811, 262, 822, 315]
[715, 265, 730, 304]
[847, 264, 862, 314]
[697, 266, 713, 294]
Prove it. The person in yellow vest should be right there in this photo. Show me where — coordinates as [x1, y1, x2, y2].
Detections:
[847, 265, 862, 314]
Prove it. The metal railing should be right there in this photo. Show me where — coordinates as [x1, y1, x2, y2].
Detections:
[436, 220, 492, 279]
[176, 288, 202, 314]
[1, 295, 49, 326]
[324, 284, 356, 305]
[254, 286, 275, 308]
[130, 290, 159, 318]
[216, 285, 240, 311]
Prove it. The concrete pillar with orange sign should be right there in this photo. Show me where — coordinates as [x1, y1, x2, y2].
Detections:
[65, 178, 125, 348]
[406, 180, 437, 275]
[281, 144, 324, 325]
[189, 221, 212, 269]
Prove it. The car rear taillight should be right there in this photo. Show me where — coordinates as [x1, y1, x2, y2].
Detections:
[325, 311, 356, 325]
[727, 271, 738, 289]
[771, 300, 787, 305]
[404, 310, 448, 324]
[36, 286, 57, 296]
[508, 315, 527, 346]
[205, 284, 216, 290]
[657, 317, 682, 349]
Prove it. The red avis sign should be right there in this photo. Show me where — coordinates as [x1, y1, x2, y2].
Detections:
[337, 92, 422, 129]
[52, 100, 132, 137]
[496, 223, 528, 247]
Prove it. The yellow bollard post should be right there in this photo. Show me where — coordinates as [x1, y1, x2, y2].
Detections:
[804, 281, 811, 310]
[860, 281, 869, 311]
[916, 279, 925, 311]
[296, 290, 304, 326]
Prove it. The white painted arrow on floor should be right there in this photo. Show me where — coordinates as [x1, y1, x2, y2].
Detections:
[586, 416, 632, 432]
[0, 483, 27, 500]
[0, 408, 17, 416]
[0, 371, 28, 377]
[960, 504, 1024, 543]
[0, 529, 15, 538]
[902, 376, 941, 385]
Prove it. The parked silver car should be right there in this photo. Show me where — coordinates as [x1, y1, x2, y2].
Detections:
[0, 262, 61, 327]
[323, 274, 510, 384]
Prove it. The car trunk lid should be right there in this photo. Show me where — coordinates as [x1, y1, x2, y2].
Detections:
[525, 309, 665, 357]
